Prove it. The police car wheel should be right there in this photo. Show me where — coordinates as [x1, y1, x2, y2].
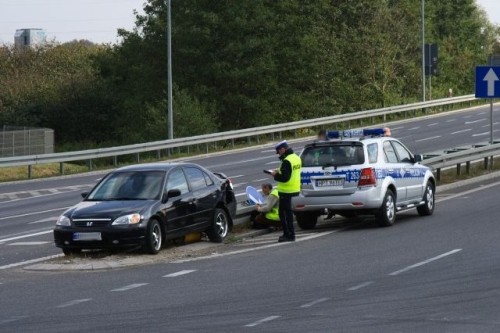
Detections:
[376, 189, 396, 227]
[417, 182, 435, 216]
[295, 212, 319, 230]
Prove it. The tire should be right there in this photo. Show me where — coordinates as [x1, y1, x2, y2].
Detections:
[417, 181, 435, 216]
[295, 212, 318, 230]
[144, 219, 162, 254]
[206, 208, 229, 243]
[376, 189, 396, 227]
[62, 248, 82, 256]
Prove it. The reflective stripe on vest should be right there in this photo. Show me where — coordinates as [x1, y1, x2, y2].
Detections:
[277, 153, 302, 193]
[265, 188, 280, 221]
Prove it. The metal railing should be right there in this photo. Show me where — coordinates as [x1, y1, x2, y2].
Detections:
[0, 95, 478, 176]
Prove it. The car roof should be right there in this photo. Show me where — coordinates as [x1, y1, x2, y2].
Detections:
[114, 162, 204, 173]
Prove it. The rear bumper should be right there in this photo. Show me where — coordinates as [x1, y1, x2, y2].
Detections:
[292, 186, 383, 211]
[53, 226, 147, 249]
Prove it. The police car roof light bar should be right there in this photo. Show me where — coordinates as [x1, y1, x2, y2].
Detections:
[326, 128, 389, 139]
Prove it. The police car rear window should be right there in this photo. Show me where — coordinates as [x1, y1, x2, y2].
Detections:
[301, 144, 364, 167]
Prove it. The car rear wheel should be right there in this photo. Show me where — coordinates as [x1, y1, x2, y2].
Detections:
[417, 181, 435, 216]
[144, 219, 162, 254]
[295, 212, 318, 230]
[62, 248, 82, 256]
[376, 189, 396, 227]
[207, 208, 229, 243]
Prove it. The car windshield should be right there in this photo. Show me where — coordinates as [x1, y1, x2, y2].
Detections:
[87, 170, 165, 201]
[301, 144, 364, 167]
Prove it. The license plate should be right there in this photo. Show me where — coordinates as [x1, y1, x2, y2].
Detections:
[316, 178, 344, 187]
[73, 232, 102, 241]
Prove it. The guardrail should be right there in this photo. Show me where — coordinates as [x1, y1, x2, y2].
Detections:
[0, 94, 478, 178]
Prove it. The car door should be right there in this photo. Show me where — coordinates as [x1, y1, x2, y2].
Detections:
[391, 141, 425, 201]
[184, 166, 217, 228]
[163, 167, 196, 234]
[383, 140, 407, 202]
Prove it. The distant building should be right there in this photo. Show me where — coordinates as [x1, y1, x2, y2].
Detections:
[14, 28, 47, 48]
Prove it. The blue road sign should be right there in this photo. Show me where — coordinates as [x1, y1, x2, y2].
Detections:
[476, 66, 500, 98]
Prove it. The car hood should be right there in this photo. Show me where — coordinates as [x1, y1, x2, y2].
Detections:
[66, 200, 156, 220]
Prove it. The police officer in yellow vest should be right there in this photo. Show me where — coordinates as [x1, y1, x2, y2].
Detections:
[252, 183, 281, 229]
[270, 140, 302, 242]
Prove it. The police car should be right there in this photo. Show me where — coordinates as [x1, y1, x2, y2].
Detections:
[292, 128, 435, 229]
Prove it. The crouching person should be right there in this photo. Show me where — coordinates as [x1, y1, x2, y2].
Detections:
[251, 183, 281, 229]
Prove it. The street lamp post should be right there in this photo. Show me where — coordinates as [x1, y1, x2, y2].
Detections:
[167, 0, 173, 140]
[421, 0, 425, 102]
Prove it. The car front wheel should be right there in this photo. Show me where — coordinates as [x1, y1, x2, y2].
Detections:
[207, 208, 229, 243]
[144, 219, 162, 254]
[376, 189, 396, 227]
[417, 181, 435, 216]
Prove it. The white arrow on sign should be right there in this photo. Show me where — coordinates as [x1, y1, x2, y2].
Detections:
[483, 68, 499, 96]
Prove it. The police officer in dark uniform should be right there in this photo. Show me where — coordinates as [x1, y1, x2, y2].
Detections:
[270, 140, 302, 242]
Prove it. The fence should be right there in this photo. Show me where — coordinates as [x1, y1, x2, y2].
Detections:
[0, 126, 54, 158]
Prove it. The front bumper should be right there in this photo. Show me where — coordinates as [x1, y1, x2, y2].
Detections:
[53, 226, 147, 250]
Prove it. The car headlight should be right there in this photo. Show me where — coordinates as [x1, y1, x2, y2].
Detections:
[112, 213, 142, 225]
[56, 215, 71, 226]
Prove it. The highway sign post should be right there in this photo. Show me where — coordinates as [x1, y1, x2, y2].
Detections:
[475, 66, 500, 144]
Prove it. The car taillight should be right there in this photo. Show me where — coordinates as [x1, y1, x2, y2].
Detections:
[358, 168, 376, 187]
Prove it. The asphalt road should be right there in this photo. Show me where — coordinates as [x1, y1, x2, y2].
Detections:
[1, 176, 500, 331]
[0, 103, 499, 267]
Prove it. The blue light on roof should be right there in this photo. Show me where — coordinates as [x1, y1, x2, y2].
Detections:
[326, 128, 387, 139]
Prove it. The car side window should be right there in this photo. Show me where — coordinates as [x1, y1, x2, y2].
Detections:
[367, 143, 378, 164]
[392, 141, 412, 163]
[185, 167, 208, 191]
[203, 171, 214, 186]
[166, 168, 189, 194]
[383, 141, 398, 163]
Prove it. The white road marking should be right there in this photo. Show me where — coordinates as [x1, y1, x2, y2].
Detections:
[163, 270, 196, 277]
[28, 191, 41, 196]
[265, 161, 280, 165]
[437, 180, 500, 203]
[300, 297, 329, 308]
[472, 131, 494, 137]
[389, 249, 462, 276]
[390, 126, 404, 130]
[0, 230, 53, 244]
[245, 316, 280, 327]
[348, 281, 374, 291]
[445, 119, 455, 122]
[0, 254, 63, 270]
[7, 241, 50, 246]
[0, 316, 29, 325]
[465, 119, 486, 124]
[253, 178, 269, 182]
[48, 189, 60, 193]
[28, 216, 59, 224]
[408, 126, 420, 130]
[111, 283, 149, 292]
[415, 135, 440, 142]
[261, 149, 276, 153]
[427, 123, 439, 127]
[0, 207, 70, 221]
[229, 175, 245, 179]
[56, 299, 92, 308]
[450, 129, 471, 134]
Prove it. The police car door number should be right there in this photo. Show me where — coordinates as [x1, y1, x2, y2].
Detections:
[316, 178, 344, 187]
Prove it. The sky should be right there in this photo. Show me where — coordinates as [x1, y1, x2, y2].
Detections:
[0, 0, 499, 45]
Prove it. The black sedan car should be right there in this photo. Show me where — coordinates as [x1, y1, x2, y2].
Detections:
[54, 162, 237, 255]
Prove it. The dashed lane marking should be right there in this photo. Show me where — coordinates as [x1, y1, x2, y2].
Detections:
[56, 299, 92, 308]
[348, 281, 374, 291]
[245, 316, 280, 327]
[389, 249, 462, 276]
[7, 241, 50, 246]
[300, 297, 329, 308]
[163, 270, 196, 277]
[111, 283, 149, 292]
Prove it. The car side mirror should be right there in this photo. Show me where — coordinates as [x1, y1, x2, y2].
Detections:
[414, 154, 423, 163]
[81, 192, 89, 199]
[162, 189, 181, 203]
